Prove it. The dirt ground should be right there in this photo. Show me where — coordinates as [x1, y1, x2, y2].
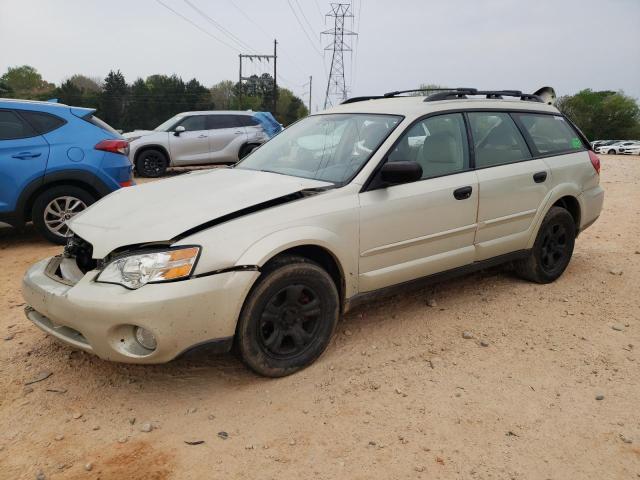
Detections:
[1, 155, 639, 480]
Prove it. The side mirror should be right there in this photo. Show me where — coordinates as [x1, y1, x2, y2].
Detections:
[380, 161, 422, 185]
[174, 125, 186, 136]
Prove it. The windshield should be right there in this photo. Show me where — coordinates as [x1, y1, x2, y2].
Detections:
[154, 114, 183, 132]
[236, 113, 402, 183]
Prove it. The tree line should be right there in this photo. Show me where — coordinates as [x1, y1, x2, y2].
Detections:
[0, 65, 308, 132]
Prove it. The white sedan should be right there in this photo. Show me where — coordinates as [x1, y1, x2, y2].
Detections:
[596, 141, 640, 154]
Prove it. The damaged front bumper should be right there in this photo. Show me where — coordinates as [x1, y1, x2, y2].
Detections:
[22, 256, 259, 364]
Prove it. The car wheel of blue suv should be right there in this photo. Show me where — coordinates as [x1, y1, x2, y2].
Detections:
[31, 185, 96, 244]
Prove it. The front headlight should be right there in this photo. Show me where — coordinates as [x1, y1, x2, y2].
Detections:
[96, 246, 200, 289]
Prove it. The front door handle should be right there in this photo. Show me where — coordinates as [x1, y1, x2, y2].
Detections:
[453, 186, 473, 200]
[12, 152, 42, 160]
[533, 171, 547, 183]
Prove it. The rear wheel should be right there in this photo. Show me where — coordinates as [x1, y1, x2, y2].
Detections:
[236, 256, 339, 377]
[607, 149, 616, 155]
[32, 185, 96, 244]
[515, 206, 576, 284]
[238, 144, 259, 161]
[136, 149, 168, 177]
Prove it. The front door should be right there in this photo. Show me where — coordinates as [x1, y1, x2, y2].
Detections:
[0, 109, 49, 215]
[168, 115, 210, 165]
[358, 113, 479, 293]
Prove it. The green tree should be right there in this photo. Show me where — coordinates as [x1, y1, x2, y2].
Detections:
[68, 74, 101, 93]
[557, 89, 640, 140]
[100, 70, 128, 129]
[0, 65, 54, 98]
[276, 88, 308, 126]
[210, 80, 235, 109]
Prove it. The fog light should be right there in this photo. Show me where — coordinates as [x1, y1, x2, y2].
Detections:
[134, 327, 157, 351]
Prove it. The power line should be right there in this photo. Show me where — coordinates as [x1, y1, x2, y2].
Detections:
[286, 0, 324, 57]
[155, 0, 240, 52]
[293, 0, 318, 42]
[183, 0, 258, 54]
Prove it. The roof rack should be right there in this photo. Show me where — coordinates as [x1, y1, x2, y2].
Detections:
[341, 88, 544, 105]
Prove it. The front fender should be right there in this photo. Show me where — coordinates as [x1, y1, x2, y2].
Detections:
[235, 225, 359, 298]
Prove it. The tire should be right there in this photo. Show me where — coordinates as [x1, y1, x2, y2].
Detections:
[515, 206, 576, 284]
[238, 144, 259, 161]
[136, 149, 168, 177]
[607, 149, 616, 155]
[236, 255, 339, 377]
[31, 185, 96, 245]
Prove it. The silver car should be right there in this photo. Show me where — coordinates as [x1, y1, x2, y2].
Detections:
[123, 111, 273, 177]
[22, 88, 604, 377]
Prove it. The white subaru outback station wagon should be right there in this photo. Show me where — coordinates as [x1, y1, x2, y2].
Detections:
[23, 88, 604, 377]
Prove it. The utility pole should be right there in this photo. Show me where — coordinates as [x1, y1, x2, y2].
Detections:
[308, 75, 312, 113]
[238, 39, 278, 115]
[322, 3, 357, 109]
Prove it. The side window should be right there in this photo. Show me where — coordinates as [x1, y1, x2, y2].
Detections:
[176, 115, 206, 131]
[207, 115, 239, 130]
[0, 110, 37, 140]
[515, 113, 584, 154]
[388, 113, 469, 179]
[468, 112, 531, 168]
[20, 111, 66, 134]
[235, 115, 260, 127]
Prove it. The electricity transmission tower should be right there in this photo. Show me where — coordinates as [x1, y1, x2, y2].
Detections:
[322, 3, 357, 108]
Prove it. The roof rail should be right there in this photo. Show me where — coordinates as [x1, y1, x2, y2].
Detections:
[424, 89, 543, 103]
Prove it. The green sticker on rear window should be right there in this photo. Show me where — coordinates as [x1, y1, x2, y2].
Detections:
[571, 138, 582, 149]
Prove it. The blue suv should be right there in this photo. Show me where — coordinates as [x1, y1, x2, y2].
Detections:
[0, 99, 133, 244]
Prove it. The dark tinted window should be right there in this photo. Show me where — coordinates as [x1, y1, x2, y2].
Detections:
[83, 114, 120, 136]
[20, 111, 66, 134]
[388, 113, 469, 179]
[235, 115, 260, 127]
[516, 114, 584, 154]
[468, 112, 531, 168]
[0, 110, 36, 140]
[176, 115, 206, 131]
[207, 115, 239, 130]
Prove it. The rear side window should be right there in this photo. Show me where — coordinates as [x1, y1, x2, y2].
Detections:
[0, 110, 36, 140]
[468, 112, 531, 168]
[207, 115, 239, 130]
[83, 114, 120, 136]
[235, 115, 260, 127]
[20, 111, 66, 134]
[515, 113, 584, 154]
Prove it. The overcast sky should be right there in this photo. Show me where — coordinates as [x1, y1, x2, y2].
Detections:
[1, 0, 639, 111]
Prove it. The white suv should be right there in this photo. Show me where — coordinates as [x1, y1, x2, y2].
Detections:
[123, 111, 275, 177]
[22, 88, 604, 377]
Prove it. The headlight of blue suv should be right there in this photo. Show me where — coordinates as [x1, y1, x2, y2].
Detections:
[96, 247, 200, 289]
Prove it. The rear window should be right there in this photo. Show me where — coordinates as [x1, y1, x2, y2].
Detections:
[83, 114, 120, 137]
[515, 114, 585, 155]
[207, 115, 240, 129]
[0, 110, 36, 140]
[235, 115, 260, 127]
[20, 111, 66, 134]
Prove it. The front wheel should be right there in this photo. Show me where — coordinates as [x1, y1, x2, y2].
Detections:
[515, 206, 576, 284]
[607, 149, 616, 155]
[32, 185, 96, 244]
[236, 256, 339, 377]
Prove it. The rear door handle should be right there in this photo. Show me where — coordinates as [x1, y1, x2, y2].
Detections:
[12, 152, 41, 159]
[453, 186, 473, 200]
[533, 171, 547, 183]
[197, 135, 208, 139]
[234, 131, 244, 135]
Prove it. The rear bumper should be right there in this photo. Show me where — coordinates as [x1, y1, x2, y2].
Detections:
[578, 185, 604, 232]
[22, 257, 259, 364]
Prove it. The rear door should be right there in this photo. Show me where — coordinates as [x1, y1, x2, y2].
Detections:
[468, 111, 550, 260]
[168, 115, 210, 165]
[206, 115, 247, 163]
[0, 109, 49, 215]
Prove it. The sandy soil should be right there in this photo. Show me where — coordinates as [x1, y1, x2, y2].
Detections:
[1, 155, 638, 480]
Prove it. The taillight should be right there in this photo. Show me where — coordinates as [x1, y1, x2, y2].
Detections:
[588, 150, 601, 174]
[119, 180, 134, 187]
[95, 139, 130, 156]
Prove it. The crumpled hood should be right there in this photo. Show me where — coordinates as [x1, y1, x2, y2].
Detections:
[69, 168, 332, 258]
